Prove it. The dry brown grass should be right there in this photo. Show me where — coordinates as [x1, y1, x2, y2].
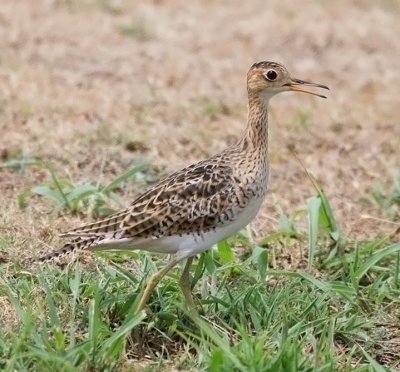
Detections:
[0, 0, 399, 352]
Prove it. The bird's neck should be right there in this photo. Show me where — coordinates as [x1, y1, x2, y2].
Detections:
[238, 93, 269, 153]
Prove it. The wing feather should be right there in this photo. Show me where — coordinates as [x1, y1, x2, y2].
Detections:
[41, 156, 242, 261]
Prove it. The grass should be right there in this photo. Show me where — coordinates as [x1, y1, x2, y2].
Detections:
[1, 167, 399, 370]
[1, 238, 399, 370]
[18, 159, 149, 217]
[371, 172, 400, 220]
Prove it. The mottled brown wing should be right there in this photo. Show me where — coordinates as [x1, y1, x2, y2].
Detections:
[60, 158, 241, 242]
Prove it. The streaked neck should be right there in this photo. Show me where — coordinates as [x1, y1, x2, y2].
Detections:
[239, 93, 269, 152]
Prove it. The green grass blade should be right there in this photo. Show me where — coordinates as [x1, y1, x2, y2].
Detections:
[47, 165, 71, 209]
[31, 186, 66, 205]
[65, 183, 98, 204]
[25, 348, 78, 370]
[187, 313, 246, 371]
[217, 240, 234, 263]
[192, 252, 206, 288]
[101, 311, 146, 352]
[204, 250, 217, 274]
[358, 344, 386, 371]
[354, 243, 400, 284]
[37, 273, 61, 329]
[319, 191, 340, 240]
[307, 196, 321, 271]
[268, 270, 356, 301]
[251, 246, 268, 281]
[291, 150, 340, 240]
[101, 160, 148, 193]
[88, 290, 102, 351]
[0, 157, 41, 170]
[395, 251, 400, 288]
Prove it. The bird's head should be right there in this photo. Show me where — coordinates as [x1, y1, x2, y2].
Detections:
[247, 61, 329, 102]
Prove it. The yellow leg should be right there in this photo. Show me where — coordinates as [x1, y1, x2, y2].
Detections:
[179, 256, 195, 308]
[136, 256, 181, 312]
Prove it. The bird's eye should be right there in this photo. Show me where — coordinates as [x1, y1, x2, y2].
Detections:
[265, 70, 278, 81]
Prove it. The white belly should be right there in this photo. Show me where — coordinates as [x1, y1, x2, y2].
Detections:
[92, 196, 264, 260]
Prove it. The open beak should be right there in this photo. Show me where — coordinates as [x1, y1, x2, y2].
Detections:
[285, 78, 329, 99]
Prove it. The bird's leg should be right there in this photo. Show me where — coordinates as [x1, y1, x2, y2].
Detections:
[179, 256, 195, 308]
[136, 256, 181, 312]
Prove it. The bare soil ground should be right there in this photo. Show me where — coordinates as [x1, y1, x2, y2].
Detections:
[0, 0, 399, 346]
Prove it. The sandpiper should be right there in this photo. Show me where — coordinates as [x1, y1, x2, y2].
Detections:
[39, 61, 328, 311]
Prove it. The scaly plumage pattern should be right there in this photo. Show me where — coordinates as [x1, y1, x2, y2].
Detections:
[38, 61, 328, 311]
[40, 144, 268, 261]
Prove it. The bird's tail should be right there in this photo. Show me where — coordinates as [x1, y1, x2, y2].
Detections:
[38, 237, 99, 262]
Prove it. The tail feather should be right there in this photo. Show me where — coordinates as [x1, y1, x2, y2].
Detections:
[39, 243, 77, 262]
[39, 237, 100, 262]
